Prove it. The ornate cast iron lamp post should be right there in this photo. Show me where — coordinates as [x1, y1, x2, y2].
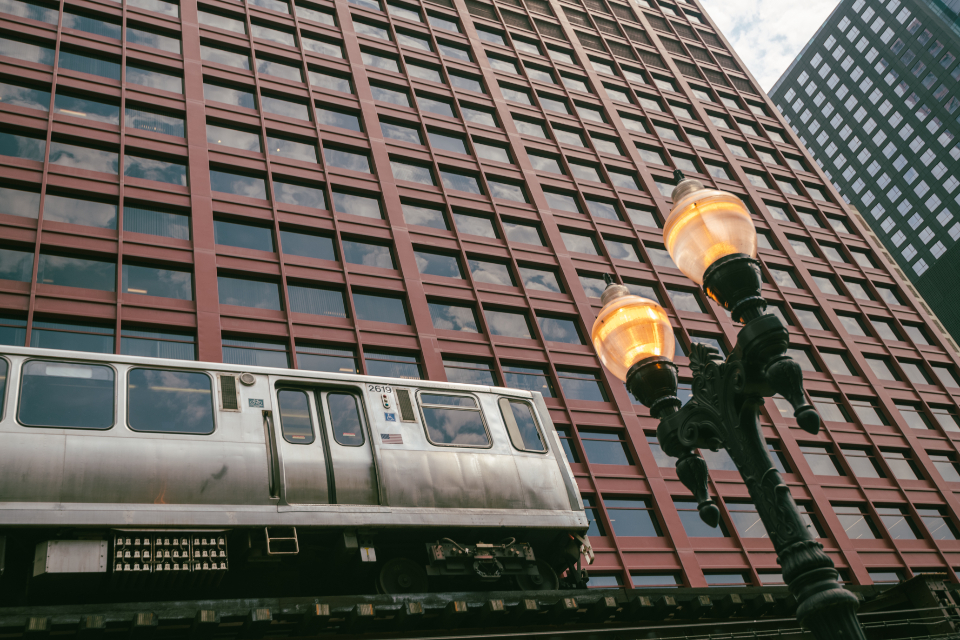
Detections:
[591, 171, 866, 640]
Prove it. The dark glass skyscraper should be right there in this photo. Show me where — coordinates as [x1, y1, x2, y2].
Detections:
[770, 0, 960, 342]
[2, 0, 960, 590]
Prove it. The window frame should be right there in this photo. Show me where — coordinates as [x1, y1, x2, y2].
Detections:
[126, 366, 217, 435]
[416, 390, 492, 449]
[498, 396, 548, 454]
[17, 358, 118, 431]
[276, 386, 316, 444]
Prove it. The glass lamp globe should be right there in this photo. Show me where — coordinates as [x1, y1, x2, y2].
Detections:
[591, 293, 675, 382]
[663, 178, 757, 285]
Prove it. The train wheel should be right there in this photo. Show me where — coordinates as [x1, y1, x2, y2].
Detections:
[377, 558, 429, 595]
[515, 560, 559, 592]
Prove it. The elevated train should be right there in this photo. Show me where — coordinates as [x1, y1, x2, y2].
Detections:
[0, 346, 591, 604]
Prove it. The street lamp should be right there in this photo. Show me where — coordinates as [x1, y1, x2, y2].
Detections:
[591, 171, 865, 640]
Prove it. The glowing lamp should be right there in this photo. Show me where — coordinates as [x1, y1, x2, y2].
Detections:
[663, 175, 757, 286]
[591, 283, 674, 383]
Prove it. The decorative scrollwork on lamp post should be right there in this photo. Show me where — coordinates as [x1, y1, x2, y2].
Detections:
[590, 172, 866, 640]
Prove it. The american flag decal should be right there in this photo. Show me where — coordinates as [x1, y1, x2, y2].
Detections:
[381, 433, 403, 445]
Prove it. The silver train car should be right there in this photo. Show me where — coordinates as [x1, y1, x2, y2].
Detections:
[0, 346, 591, 603]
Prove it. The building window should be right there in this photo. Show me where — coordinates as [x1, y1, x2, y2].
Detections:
[44, 194, 116, 229]
[37, 253, 115, 291]
[123, 206, 190, 239]
[666, 288, 704, 313]
[429, 302, 479, 332]
[931, 408, 960, 433]
[881, 450, 922, 480]
[646, 434, 675, 468]
[705, 573, 749, 586]
[848, 398, 886, 425]
[288, 285, 346, 318]
[332, 191, 382, 218]
[209, 170, 267, 199]
[603, 497, 662, 537]
[30, 320, 114, 353]
[222, 338, 290, 367]
[866, 358, 898, 381]
[833, 504, 880, 539]
[297, 344, 357, 373]
[674, 499, 728, 537]
[929, 453, 960, 482]
[582, 496, 605, 536]
[353, 293, 408, 324]
[876, 505, 921, 540]
[364, 351, 421, 379]
[415, 251, 462, 278]
[401, 203, 447, 230]
[122, 264, 193, 300]
[485, 309, 532, 338]
[896, 404, 932, 430]
[556, 427, 579, 463]
[218, 276, 283, 310]
[537, 316, 583, 344]
[342, 240, 394, 268]
[518, 267, 562, 293]
[801, 445, 845, 476]
[120, 328, 195, 360]
[443, 359, 496, 385]
[280, 230, 335, 261]
[558, 370, 607, 401]
[215, 219, 273, 251]
[502, 365, 554, 397]
[842, 447, 884, 478]
[918, 507, 959, 540]
[274, 179, 328, 208]
[579, 430, 632, 465]
[0, 315, 27, 346]
[727, 502, 769, 538]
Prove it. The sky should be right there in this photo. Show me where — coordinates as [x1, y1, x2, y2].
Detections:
[697, 0, 842, 92]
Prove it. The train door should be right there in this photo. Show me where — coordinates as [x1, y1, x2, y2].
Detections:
[274, 388, 330, 504]
[315, 389, 378, 505]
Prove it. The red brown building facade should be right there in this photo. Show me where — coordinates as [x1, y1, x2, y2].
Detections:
[2, 0, 960, 591]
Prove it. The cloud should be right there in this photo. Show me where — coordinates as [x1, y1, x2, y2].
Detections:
[697, 0, 841, 92]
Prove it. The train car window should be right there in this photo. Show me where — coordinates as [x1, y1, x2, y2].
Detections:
[499, 398, 546, 452]
[328, 393, 364, 446]
[128, 369, 215, 434]
[420, 393, 490, 447]
[0, 359, 7, 416]
[19, 360, 114, 429]
[278, 389, 314, 444]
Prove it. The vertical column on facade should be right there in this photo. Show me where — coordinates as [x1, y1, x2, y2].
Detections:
[181, 0, 223, 363]
[331, 0, 445, 380]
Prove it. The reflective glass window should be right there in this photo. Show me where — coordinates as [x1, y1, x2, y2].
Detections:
[43, 194, 116, 229]
[125, 107, 184, 137]
[128, 369, 213, 434]
[0, 131, 45, 161]
[126, 65, 182, 93]
[54, 93, 119, 124]
[278, 388, 314, 444]
[332, 191, 381, 218]
[288, 285, 346, 317]
[365, 351, 421, 379]
[123, 156, 187, 185]
[444, 359, 496, 385]
[0, 80, 49, 110]
[280, 229, 334, 260]
[222, 338, 290, 367]
[123, 264, 192, 299]
[29, 320, 113, 353]
[353, 293, 408, 324]
[37, 253, 115, 291]
[503, 365, 554, 397]
[209, 170, 267, 199]
[214, 220, 273, 251]
[120, 328, 195, 360]
[19, 360, 114, 429]
[217, 276, 283, 310]
[429, 303, 478, 332]
[274, 181, 327, 209]
[420, 393, 489, 446]
[500, 398, 544, 452]
[342, 240, 394, 268]
[328, 392, 364, 445]
[297, 345, 357, 373]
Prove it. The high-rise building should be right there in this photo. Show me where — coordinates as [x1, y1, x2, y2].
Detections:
[770, 0, 960, 343]
[2, 0, 960, 591]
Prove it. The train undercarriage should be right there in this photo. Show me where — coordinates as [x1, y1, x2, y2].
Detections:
[0, 526, 589, 606]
